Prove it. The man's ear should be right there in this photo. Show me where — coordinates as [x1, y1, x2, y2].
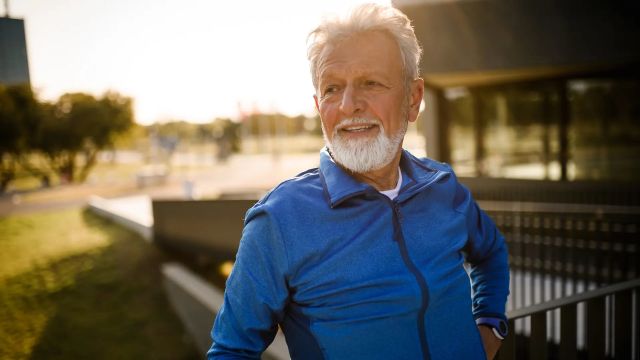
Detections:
[313, 94, 320, 113]
[408, 78, 425, 123]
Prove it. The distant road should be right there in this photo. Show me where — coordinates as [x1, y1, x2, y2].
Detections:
[0, 152, 320, 217]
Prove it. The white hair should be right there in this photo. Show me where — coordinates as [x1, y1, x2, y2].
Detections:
[323, 117, 408, 173]
[307, 3, 422, 91]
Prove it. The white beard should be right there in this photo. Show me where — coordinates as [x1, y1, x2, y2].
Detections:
[323, 117, 407, 174]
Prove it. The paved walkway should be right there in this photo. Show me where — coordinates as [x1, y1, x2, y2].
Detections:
[0, 152, 319, 217]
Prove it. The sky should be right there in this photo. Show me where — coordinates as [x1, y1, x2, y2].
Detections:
[9, 0, 391, 125]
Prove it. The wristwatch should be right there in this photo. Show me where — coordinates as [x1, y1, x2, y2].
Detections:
[476, 317, 508, 340]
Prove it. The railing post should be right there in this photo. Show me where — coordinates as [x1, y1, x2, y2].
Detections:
[587, 296, 605, 360]
[530, 312, 548, 359]
[560, 304, 577, 359]
[614, 290, 632, 359]
[507, 278, 640, 360]
[497, 319, 516, 360]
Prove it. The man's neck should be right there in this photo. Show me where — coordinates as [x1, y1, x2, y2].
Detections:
[347, 150, 403, 191]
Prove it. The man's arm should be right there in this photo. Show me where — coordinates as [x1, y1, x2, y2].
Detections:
[208, 205, 289, 359]
[455, 181, 510, 358]
[478, 325, 502, 359]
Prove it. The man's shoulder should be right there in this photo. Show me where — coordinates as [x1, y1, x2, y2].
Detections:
[404, 150, 455, 175]
[252, 167, 325, 212]
[417, 156, 454, 172]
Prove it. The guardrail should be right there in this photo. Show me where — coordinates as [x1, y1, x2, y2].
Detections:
[478, 200, 640, 314]
[497, 277, 640, 360]
[460, 177, 640, 206]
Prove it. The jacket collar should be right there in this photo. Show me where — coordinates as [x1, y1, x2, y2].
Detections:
[319, 147, 447, 208]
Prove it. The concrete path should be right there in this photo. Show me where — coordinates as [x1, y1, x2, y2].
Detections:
[0, 152, 319, 217]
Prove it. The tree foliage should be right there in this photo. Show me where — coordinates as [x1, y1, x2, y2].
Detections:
[0, 85, 43, 191]
[0, 85, 135, 192]
[37, 92, 134, 182]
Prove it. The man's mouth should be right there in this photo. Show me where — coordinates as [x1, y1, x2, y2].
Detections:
[339, 124, 379, 133]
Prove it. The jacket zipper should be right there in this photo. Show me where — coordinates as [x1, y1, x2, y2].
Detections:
[388, 199, 431, 360]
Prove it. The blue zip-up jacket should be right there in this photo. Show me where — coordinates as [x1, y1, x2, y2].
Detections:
[209, 149, 510, 359]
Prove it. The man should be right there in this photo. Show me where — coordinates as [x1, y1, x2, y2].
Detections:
[209, 4, 509, 359]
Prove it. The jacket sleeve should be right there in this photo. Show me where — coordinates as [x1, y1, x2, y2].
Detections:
[208, 204, 290, 359]
[456, 181, 510, 322]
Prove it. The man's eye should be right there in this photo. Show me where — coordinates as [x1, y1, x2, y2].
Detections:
[323, 86, 338, 95]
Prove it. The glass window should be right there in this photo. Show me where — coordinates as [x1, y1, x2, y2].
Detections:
[481, 85, 561, 180]
[444, 78, 639, 181]
[446, 87, 477, 176]
[568, 79, 640, 181]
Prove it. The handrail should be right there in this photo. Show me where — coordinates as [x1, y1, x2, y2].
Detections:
[507, 277, 640, 320]
[477, 200, 640, 215]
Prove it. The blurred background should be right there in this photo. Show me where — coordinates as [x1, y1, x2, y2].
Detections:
[1, 0, 639, 359]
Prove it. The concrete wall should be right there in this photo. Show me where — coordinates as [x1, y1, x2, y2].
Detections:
[162, 262, 290, 359]
[89, 197, 288, 358]
[88, 195, 152, 241]
[152, 199, 256, 257]
[0, 17, 30, 86]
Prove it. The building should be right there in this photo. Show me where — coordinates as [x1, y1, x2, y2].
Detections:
[394, 0, 640, 181]
[0, 16, 30, 86]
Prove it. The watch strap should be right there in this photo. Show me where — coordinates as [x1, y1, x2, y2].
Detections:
[476, 317, 508, 340]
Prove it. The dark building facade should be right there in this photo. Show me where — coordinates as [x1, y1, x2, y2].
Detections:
[0, 16, 30, 86]
[394, 0, 640, 181]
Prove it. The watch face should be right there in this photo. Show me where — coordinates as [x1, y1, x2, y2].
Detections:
[478, 318, 508, 338]
[498, 320, 508, 336]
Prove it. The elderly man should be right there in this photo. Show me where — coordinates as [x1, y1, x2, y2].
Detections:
[209, 4, 509, 359]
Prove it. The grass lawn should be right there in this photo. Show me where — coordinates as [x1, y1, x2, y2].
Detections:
[0, 208, 200, 359]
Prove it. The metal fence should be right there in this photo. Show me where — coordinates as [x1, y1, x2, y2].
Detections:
[497, 278, 640, 360]
[478, 201, 640, 311]
[462, 178, 640, 359]
[474, 194, 640, 359]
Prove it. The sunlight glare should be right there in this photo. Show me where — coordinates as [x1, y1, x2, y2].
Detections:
[13, 0, 392, 124]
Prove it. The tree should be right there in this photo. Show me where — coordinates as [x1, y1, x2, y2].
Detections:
[35, 91, 134, 182]
[0, 85, 41, 192]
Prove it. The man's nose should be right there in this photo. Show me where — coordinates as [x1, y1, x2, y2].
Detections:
[339, 85, 363, 116]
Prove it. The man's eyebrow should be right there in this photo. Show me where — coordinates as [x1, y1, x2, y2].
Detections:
[320, 68, 389, 80]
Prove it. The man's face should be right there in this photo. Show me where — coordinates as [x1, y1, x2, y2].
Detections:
[314, 31, 423, 173]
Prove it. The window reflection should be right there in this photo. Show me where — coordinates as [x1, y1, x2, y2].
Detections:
[444, 78, 639, 181]
[481, 85, 561, 180]
[446, 87, 476, 177]
[569, 79, 640, 181]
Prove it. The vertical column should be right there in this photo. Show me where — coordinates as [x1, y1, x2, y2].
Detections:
[558, 80, 570, 181]
[472, 89, 485, 177]
[423, 87, 449, 163]
[542, 90, 552, 180]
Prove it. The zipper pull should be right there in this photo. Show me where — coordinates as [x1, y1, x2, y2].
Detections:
[393, 203, 402, 220]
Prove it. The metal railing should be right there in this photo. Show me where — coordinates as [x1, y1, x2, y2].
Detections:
[478, 200, 640, 313]
[474, 195, 640, 360]
[497, 278, 640, 360]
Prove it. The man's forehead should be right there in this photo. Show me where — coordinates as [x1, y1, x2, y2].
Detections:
[316, 32, 403, 82]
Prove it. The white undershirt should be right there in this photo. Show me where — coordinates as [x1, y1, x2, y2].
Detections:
[379, 167, 402, 200]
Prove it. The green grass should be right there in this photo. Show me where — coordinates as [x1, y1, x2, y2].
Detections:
[9, 160, 143, 193]
[0, 208, 200, 359]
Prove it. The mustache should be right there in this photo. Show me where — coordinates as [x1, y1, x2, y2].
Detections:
[335, 118, 383, 132]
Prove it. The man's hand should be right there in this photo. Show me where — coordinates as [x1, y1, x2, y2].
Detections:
[478, 325, 502, 360]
